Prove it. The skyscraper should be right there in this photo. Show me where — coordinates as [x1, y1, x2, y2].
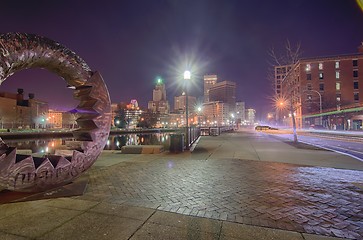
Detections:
[203, 74, 217, 103]
[174, 92, 197, 113]
[148, 78, 170, 114]
[235, 101, 246, 123]
[209, 80, 236, 112]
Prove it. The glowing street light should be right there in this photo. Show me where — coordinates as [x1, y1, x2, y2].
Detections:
[197, 106, 202, 127]
[184, 70, 191, 80]
[184, 70, 191, 150]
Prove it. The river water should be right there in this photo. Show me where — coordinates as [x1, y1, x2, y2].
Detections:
[3, 132, 171, 154]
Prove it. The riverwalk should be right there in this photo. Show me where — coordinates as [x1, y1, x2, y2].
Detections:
[0, 129, 362, 239]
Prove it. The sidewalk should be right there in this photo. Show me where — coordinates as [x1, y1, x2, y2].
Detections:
[0, 129, 362, 239]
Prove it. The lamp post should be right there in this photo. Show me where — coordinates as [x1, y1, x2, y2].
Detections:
[197, 106, 202, 127]
[184, 70, 191, 150]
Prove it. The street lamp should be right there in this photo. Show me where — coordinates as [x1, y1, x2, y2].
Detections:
[184, 70, 191, 150]
[197, 106, 202, 127]
[230, 113, 235, 129]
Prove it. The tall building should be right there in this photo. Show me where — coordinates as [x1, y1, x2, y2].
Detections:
[203, 74, 217, 103]
[174, 92, 197, 113]
[276, 42, 363, 130]
[235, 101, 246, 124]
[209, 80, 236, 112]
[246, 108, 256, 125]
[203, 101, 230, 126]
[148, 78, 170, 114]
[113, 100, 143, 129]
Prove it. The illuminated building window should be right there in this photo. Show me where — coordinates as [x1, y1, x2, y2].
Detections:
[354, 92, 359, 101]
[354, 81, 359, 90]
[335, 61, 340, 69]
[319, 83, 324, 91]
[319, 63, 323, 70]
[307, 73, 311, 80]
[336, 82, 341, 90]
[319, 73, 324, 80]
[336, 71, 340, 79]
[353, 59, 358, 67]
[306, 64, 311, 71]
[353, 70, 358, 78]
[336, 94, 341, 102]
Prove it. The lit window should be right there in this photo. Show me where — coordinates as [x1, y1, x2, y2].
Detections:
[353, 70, 358, 78]
[336, 71, 340, 79]
[319, 63, 323, 70]
[353, 59, 358, 67]
[336, 94, 341, 102]
[336, 82, 341, 90]
[335, 61, 340, 69]
[354, 93, 359, 101]
[306, 64, 311, 71]
[354, 81, 359, 90]
[319, 73, 324, 79]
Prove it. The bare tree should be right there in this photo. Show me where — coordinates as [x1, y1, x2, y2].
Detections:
[268, 40, 302, 143]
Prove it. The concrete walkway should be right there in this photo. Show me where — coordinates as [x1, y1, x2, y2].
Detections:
[0, 129, 362, 239]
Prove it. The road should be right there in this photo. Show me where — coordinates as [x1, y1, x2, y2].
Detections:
[266, 129, 363, 161]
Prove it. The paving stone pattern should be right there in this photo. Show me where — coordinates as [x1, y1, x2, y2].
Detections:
[80, 153, 363, 239]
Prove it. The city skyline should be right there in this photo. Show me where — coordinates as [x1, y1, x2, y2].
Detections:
[0, 1, 363, 119]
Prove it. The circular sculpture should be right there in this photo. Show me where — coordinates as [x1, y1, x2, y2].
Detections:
[0, 33, 111, 192]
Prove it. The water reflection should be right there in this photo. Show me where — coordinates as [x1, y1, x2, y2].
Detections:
[105, 133, 170, 150]
[3, 133, 171, 153]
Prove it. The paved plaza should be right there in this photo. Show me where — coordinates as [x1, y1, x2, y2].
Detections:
[0, 129, 363, 239]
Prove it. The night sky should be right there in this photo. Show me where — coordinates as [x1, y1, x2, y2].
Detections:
[1, 0, 363, 120]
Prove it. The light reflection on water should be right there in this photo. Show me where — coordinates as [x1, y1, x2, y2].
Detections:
[3, 133, 171, 154]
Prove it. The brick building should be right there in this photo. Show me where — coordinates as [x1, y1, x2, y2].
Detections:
[0, 89, 48, 129]
[276, 42, 363, 130]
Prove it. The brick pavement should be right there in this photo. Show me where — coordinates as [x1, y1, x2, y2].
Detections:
[77, 131, 363, 239]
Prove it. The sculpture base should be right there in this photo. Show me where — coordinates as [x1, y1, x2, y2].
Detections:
[0, 174, 89, 204]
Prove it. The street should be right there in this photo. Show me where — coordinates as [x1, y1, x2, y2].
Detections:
[266, 129, 363, 162]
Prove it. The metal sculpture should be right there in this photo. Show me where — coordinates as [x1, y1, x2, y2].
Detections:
[0, 33, 111, 192]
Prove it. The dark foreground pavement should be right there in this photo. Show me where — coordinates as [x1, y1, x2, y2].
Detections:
[0, 129, 362, 239]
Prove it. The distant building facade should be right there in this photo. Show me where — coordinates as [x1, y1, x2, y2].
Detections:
[246, 108, 256, 125]
[203, 74, 217, 103]
[112, 100, 143, 129]
[235, 101, 246, 125]
[148, 79, 170, 114]
[276, 42, 363, 130]
[0, 89, 48, 129]
[209, 81, 236, 110]
[174, 93, 197, 113]
[47, 110, 63, 128]
[203, 101, 230, 126]
[202, 75, 237, 126]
